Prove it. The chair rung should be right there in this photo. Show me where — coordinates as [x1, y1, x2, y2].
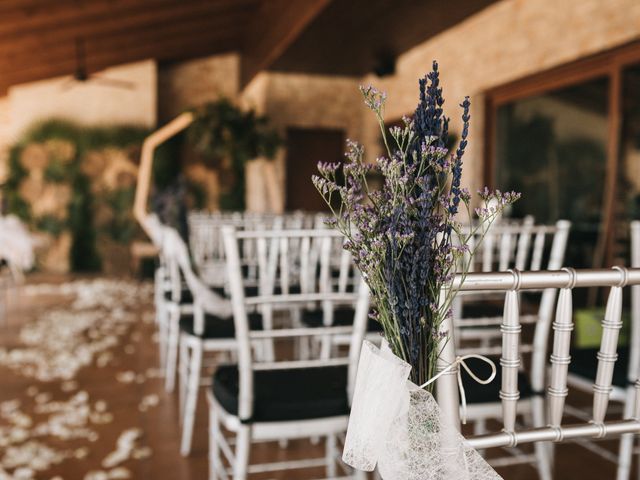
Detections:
[245, 457, 328, 473]
[249, 325, 353, 339]
[571, 437, 620, 463]
[488, 453, 537, 468]
[468, 419, 640, 449]
[217, 435, 235, 464]
[253, 357, 350, 370]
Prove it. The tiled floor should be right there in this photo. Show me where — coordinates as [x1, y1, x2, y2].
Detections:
[0, 274, 630, 479]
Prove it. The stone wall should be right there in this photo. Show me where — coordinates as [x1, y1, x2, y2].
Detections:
[0, 60, 157, 202]
[363, 0, 640, 195]
[237, 0, 640, 210]
[158, 53, 240, 122]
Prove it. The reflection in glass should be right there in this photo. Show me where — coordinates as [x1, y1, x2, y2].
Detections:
[619, 64, 640, 264]
[495, 77, 609, 270]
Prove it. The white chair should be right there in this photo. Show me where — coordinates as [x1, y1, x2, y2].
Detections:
[159, 226, 250, 457]
[140, 213, 176, 371]
[436, 267, 640, 479]
[564, 221, 640, 479]
[453, 220, 570, 478]
[178, 222, 340, 456]
[206, 225, 370, 480]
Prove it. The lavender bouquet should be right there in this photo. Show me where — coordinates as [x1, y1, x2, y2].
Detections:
[313, 61, 519, 388]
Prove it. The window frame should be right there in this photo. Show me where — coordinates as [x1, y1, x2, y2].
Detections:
[484, 41, 640, 268]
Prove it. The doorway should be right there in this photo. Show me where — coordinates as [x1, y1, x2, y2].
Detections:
[285, 127, 345, 212]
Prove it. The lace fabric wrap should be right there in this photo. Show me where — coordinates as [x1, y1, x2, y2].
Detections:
[343, 340, 502, 480]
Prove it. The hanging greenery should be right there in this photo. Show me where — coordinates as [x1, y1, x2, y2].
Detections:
[187, 99, 281, 210]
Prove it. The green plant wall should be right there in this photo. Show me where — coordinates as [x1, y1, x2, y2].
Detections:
[3, 119, 150, 272]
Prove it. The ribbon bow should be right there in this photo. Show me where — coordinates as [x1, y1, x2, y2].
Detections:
[419, 354, 497, 424]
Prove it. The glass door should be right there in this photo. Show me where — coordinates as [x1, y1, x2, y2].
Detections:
[494, 77, 610, 270]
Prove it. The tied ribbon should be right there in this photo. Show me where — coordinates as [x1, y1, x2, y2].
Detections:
[419, 354, 497, 424]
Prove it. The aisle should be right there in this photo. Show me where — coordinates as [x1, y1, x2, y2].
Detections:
[0, 277, 207, 479]
[0, 276, 621, 479]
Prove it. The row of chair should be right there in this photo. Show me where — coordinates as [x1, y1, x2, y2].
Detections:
[148, 211, 640, 479]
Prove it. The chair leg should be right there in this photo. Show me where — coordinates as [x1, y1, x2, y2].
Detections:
[233, 425, 251, 480]
[181, 342, 203, 456]
[473, 418, 487, 457]
[209, 400, 220, 480]
[179, 338, 189, 419]
[157, 304, 168, 370]
[618, 433, 634, 480]
[617, 388, 636, 480]
[531, 397, 553, 480]
[164, 308, 180, 392]
[326, 434, 337, 478]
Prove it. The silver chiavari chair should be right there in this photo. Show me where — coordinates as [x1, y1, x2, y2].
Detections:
[436, 267, 640, 479]
[455, 218, 570, 334]
[451, 221, 570, 478]
[207, 225, 370, 480]
[563, 222, 640, 479]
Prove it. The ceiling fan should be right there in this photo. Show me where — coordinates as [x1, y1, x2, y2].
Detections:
[60, 38, 136, 91]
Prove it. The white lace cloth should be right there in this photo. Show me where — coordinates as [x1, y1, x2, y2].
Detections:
[343, 340, 502, 480]
[0, 215, 35, 276]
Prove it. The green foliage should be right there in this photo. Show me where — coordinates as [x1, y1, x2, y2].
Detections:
[153, 132, 184, 190]
[187, 179, 207, 210]
[100, 186, 139, 243]
[5, 145, 31, 221]
[35, 214, 66, 237]
[7, 145, 28, 188]
[187, 99, 281, 210]
[68, 173, 102, 272]
[22, 119, 148, 152]
[3, 118, 150, 272]
[43, 158, 72, 183]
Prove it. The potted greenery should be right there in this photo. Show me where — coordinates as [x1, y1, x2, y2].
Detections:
[187, 99, 281, 211]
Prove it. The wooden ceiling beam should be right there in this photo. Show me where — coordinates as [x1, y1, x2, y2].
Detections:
[0, 29, 238, 93]
[0, 0, 257, 41]
[0, 12, 248, 69]
[240, 0, 331, 87]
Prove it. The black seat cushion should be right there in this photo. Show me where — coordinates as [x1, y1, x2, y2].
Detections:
[212, 364, 349, 422]
[210, 285, 301, 299]
[461, 355, 534, 404]
[164, 288, 193, 304]
[461, 301, 504, 318]
[569, 347, 629, 387]
[179, 312, 262, 338]
[301, 307, 382, 332]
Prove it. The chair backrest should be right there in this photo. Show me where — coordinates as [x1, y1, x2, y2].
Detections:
[436, 267, 640, 449]
[455, 220, 571, 393]
[459, 218, 570, 273]
[222, 225, 370, 421]
[187, 211, 321, 272]
[161, 225, 232, 324]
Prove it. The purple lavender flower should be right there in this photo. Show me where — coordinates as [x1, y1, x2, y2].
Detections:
[313, 62, 519, 387]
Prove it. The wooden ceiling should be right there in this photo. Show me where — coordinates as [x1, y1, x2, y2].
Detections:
[0, 0, 495, 94]
[0, 0, 329, 94]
